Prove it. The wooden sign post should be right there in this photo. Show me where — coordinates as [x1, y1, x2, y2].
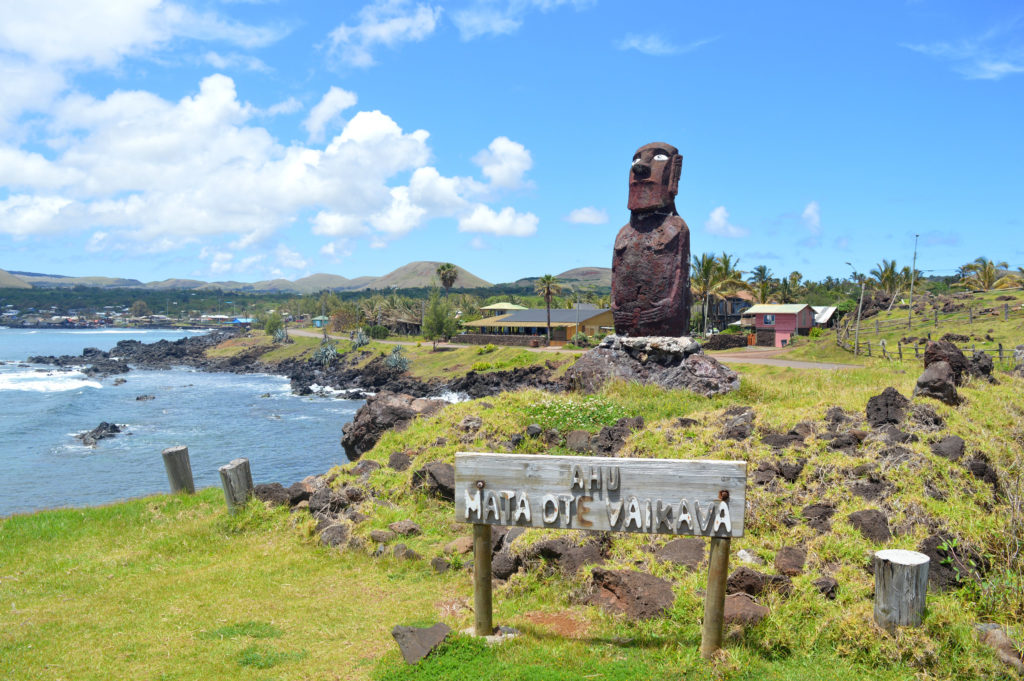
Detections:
[454, 452, 747, 656]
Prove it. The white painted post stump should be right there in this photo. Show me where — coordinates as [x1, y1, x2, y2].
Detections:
[874, 549, 929, 632]
[219, 458, 254, 514]
[162, 445, 195, 494]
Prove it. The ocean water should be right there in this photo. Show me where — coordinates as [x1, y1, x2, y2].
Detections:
[0, 328, 362, 517]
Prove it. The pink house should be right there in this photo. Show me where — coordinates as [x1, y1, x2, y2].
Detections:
[741, 304, 815, 347]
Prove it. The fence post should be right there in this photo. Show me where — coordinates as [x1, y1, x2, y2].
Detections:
[969, 307, 973, 324]
[934, 310, 938, 326]
[162, 445, 195, 494]
[473, 523, 493, 636]
[999, 343, 1004, 362]
[700, 536, 731, 659]
[898, 341, 903, 361]
[875, 318, 880, 334]
[866, 341, 872, 356]
[219, 458, 254, 514]
[874, 550, 929, 632]
[914, 345, 920, 358]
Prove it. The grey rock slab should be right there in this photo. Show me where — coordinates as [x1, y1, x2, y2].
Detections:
[391, 623, 451, 664]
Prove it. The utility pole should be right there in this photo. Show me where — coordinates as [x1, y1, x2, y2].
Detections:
[855, 277, 865, 356]
[907, 233, 919, 330]
[847, 262, 866, 356]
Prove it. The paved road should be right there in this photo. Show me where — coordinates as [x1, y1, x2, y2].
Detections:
[289, 328, 858, 369]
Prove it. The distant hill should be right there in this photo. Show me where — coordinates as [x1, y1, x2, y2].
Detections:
[1, 262, 612, 294]
[357, 261, 491, 290]
[10, 272, 143, 288]
[291, 273, 351, 293]
[556, 267, 611, 288]
[0, 268, 32, 289]
[146, 278, 208, 290]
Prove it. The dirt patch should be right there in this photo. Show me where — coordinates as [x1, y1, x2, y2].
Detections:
[521, 610, 590, 639]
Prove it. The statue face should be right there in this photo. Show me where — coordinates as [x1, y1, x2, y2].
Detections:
[628, 142, 681, 212]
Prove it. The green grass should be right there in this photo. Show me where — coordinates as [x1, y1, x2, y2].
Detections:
[4, 355, 1022, 680]
[789, 289, 1024, 367]
[0, 491, 464, 681]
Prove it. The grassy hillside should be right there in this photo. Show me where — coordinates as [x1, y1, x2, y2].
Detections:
[2, 359, 1021, 680]
[556, 267, 612, 289]
[361, 262, 492, 291]
[0, 268, 32, 289]
[789, 288, 1024, 367]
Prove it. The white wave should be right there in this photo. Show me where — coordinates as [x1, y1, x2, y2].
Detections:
[431, 390, 471, 403]
[0, 368, 103, 392]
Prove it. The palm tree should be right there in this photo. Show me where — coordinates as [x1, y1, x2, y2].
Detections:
[690, 253, 748, 333]
[869, 260, 901, 296]
[533, 274, 562, 341]
[776, 272, 805, 304]
[436, 263, 458, 297]
[747, 265, 776, 304]
[956, 257, 1015, 291]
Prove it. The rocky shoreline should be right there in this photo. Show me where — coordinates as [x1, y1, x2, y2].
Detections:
[26, 329, 564, 401]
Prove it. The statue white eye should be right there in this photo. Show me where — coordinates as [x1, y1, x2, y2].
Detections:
[653, 154, 669, 161]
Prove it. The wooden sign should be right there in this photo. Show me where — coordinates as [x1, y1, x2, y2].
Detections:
[455, 452, 746, 538]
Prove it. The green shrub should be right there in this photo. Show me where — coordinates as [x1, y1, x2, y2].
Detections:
[471, 362, 492, 372]
[476, 343, 498, 355]
[570, 332, 590, 347]
[809, 327, 825, 338]
[263, 312, 283, 336]
[312, 339, 338, 367]
[365, 325, 389, 339]
[384, 345, 410, 372]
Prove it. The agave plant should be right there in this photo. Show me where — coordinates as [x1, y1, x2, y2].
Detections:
[351, 329, 369, 350]
[272, 327, 290, 344]
[384, 345, 410, 372]
[312, 339, 339, 368]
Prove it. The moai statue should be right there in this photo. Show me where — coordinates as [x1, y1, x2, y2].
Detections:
[611, 142, 691, 336]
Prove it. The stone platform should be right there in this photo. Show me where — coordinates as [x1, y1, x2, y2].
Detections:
[565, 335, 740, 397]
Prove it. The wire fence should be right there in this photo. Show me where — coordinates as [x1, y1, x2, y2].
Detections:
[834, 297, 1022, 367]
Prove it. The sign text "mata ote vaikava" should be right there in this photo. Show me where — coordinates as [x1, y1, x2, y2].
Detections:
[454, 453, 747, 537]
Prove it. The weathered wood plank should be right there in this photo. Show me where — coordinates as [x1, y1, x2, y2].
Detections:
[454, 452, 746, 537]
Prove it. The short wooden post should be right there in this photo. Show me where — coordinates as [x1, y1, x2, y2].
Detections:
[934, 310, 938, 326]
[701, 537, 731, 659]
[473, 523, 493, 636]
[875, 318, 879, 334]
[162, 445, 194, 494]
[874, 549, 929, 632]
[969, 307, 973, 324]
[999, 344, 1004, 362]
[898, 341, 903, 361]
[219, 458, 254, 514]
[866, 341, 871, 356]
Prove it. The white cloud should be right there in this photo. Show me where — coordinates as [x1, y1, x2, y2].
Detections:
[472, 136, 532, 189]
[454, 0, 593, 40]
[0, 0, 286, 68]
[802, 200, 821, 234]
[328, 0, 441, 68]
[303, 86, 358, 142]
[264, 97, 303, 116]
[565, 206, 607, 224]
[0, 195, 74, 237]
[275, 243, 308, 269]
[704, 206, 748, 238]
[458, 204, 538, 236]
[312, 211, 369, 237]
[616, 34, 718, 56]
[903, 21, 1024, 80]
[203, 51, 271, 73]
[1, 69, 541, 260]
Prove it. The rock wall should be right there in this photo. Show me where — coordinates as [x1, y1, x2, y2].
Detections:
[458, 333, 549, 347]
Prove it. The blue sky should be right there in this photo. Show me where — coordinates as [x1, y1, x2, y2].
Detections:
[1, 0, 1021, 285]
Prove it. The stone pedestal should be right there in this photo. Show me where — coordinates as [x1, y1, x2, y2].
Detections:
[566, 335, 739, 396]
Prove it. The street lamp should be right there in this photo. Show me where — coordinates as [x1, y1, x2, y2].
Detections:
[846, 262, 866, 356]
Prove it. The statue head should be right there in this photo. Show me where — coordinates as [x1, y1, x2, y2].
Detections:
[627, 142, 682, 213]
